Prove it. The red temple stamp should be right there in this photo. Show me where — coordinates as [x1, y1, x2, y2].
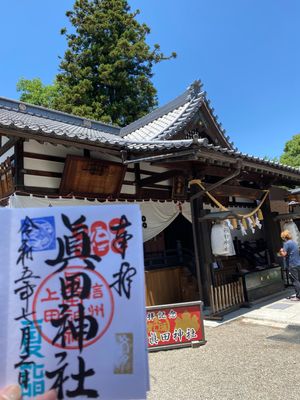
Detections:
[32, 266, 114, 350]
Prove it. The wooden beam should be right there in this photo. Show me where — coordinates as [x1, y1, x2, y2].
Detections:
[0, 137, 19, 157]
[137, 169, 182, 187]
[23, 169, 62, 178]
[206, 184, 264, 199]
[23, 151, 66, 163]
[138, 188, 171, 200]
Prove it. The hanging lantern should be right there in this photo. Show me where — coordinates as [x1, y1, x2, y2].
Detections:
[283, 221, 300, 247]
[211, 222, 236, 256]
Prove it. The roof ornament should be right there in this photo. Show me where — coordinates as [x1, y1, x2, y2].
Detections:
[83, 119, 92, 128]
[187, 80, 203, 100]
[192, 134, 199, 144]
[18, 103, 27, 112]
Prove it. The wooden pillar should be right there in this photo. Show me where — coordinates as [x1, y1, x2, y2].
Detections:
[190, 187, 213, 306]
[134, 163, 141, 198]
[14, 139, 24, 191]
[261, 199, 281, 263]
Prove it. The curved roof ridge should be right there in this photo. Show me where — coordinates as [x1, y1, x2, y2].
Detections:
[120, 80, 204, 137]
[156, 95, 203, 140]
[201, 95, 235, 150]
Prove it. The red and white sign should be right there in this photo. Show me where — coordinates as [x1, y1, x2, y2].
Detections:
[146, 301, 205, 350]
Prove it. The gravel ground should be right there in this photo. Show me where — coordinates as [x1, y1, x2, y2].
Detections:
[147, 319, 300, 400]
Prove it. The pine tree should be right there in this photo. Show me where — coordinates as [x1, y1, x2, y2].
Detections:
[53, 0, 176, 125]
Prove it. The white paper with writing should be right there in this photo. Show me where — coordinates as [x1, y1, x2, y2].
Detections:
[0, 205, 149, 399]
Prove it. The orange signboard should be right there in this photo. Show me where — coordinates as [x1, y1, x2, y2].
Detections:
[146, 301, 206, 351]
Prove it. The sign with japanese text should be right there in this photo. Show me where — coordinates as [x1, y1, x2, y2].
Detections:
[146, 301, 205, 351]
[0, 205, 149, 399]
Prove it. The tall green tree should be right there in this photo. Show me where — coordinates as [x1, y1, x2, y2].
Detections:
[55, 0, 176, 125]
[17, 0, 176, 126]
[280, 134, 300, 167]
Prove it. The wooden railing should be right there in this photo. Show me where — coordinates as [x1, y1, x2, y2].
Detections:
[210, 278, 245, 315]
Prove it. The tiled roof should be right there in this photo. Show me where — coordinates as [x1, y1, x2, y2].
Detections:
[0, 97, 122, 147]
[126, 137, 300, 176]
[126, 137, 208, 151]
[120, 81, 203, 140]
[204, 143, 300, 174]
[121, 80, 234, 150]
[0, 88, 299, 179]
[0, 81, 235, 150]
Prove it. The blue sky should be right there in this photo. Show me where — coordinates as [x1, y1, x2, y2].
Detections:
[1, 0, 299, 159]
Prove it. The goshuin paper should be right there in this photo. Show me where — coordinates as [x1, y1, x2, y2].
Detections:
[0, 205, 149, 399]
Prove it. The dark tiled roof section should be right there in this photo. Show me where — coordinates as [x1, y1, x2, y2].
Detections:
[0, 97, 120, 135]
[126, 139, 300, 175]
[0, 101, 123, 147]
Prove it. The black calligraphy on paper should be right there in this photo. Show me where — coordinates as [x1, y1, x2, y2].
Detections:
[15, 217, 41, 320]
[110, 215, 133, 259]
[14, 266, 40, 318]
[46, 214, 100, 272]
[46, 353, 98, 399]
[110, 262, 137, 299]
[17, 216, 39, 266]
[50, 272, 98, 352]
[45, 352, 69, 399]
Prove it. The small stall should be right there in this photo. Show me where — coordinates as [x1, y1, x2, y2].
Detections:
[191, 182, 287, 316]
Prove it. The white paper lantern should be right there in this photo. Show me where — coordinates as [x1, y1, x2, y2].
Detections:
[211, 222, 236, 256]
[283, 221, 300, 247]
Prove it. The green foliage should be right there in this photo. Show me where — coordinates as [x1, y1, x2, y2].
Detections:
[280, 134, 300, 167]
[16, 78, 60, 109]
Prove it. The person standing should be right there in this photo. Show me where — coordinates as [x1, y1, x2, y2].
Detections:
[279, 230, 300, 300]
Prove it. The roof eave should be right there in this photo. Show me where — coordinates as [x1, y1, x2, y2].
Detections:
[0, 125, 124, 155]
